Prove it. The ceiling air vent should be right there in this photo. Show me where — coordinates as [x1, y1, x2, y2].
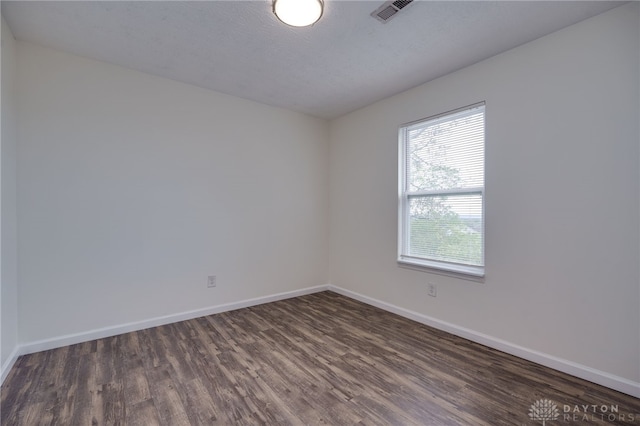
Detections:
[371, 0, 414, 23]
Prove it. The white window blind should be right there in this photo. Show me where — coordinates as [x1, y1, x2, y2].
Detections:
[398, 103, 485, 277]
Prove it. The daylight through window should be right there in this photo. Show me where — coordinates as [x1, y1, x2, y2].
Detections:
[398, 102, 485, 277]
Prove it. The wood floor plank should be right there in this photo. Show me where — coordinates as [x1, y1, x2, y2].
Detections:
[2, 291, 640, 425]
[145, 364, 192, 425]
[67, 353, 96, 426]
[122, 350, 152, 406]
[127, 398, 162, 426]
[181, 378, 221, 425]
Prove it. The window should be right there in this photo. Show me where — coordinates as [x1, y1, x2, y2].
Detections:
[398, 102, 485, 277]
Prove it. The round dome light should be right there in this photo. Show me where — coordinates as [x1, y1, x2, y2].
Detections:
[273, 0, 324, 27]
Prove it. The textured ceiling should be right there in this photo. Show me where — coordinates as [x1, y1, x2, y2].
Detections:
[1, 1, 625, 119]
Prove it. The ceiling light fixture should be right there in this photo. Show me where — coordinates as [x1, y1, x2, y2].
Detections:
[273, 0, 324, 27]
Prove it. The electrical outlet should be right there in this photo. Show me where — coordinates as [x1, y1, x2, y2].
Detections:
[207, 275, 217, 288]
[428, 283, 437, 297]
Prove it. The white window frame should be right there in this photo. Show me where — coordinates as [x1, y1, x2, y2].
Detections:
[397, 102, 485, 278]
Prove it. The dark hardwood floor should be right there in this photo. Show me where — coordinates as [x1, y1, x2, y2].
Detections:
[2, 291, 639, 425]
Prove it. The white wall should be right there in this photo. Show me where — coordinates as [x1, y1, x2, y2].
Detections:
[16, 42, 329, 343]
[329, 3, 640, 383]
[1, 17, 19, 374]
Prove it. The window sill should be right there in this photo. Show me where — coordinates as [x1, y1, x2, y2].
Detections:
[397, 257, 485, 282]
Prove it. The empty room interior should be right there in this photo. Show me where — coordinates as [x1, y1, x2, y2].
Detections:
[1, 0, 639, 424]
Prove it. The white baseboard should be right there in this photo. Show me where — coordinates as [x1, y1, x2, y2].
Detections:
[327, 285, 640, 399]
[1, 345, 20, 384]
[6, 283, 639, 399]
[17, 284, 330, 359]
